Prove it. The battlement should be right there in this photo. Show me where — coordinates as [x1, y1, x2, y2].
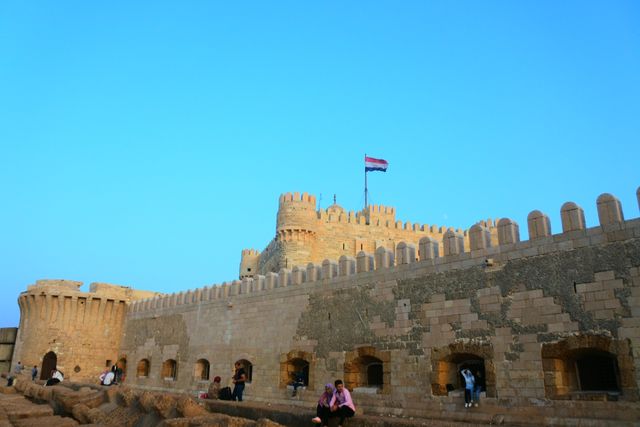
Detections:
[279, 192, 317, 206]
[28, 279, 83, 292]
[241, 248, 260, 256]
[131, 188, 640, 316]
[366, 204, 395, 215]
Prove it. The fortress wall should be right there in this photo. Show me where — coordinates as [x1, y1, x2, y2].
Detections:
[0, 328, 17, 374]
[122, 282, 313, 394]
[123, 192, 640, 418]
[12, 281, 160, 382]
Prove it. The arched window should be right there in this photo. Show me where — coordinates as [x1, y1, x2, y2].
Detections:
[194, 359, 210, 381]
[280, 356, 310, 388]
[136, 359, 150, 378]
[367, 361, 383, 387]
[162, 359, 177, 381]
[235, 359, 253, 383]
[343, 346, 390, 393]
[346, 355, 384, 389]
[542, 337, 627, 399]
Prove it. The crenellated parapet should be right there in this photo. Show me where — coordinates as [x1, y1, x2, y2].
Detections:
[13, 280, 160, 382]
[131, 190, 639, 321]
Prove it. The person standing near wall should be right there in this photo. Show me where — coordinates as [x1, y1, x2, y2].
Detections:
[473, 370, 482, 407]
[461, 369, 475, 408]
[231, 362, 246, 401]
[31, 365, 38, 381]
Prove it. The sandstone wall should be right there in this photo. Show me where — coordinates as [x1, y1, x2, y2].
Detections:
[12, 280, 160, 382]
[125, 191, 640, 421]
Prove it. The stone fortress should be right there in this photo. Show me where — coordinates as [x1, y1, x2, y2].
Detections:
[239, 192, 499, 278]
[9, 187, 640, 425]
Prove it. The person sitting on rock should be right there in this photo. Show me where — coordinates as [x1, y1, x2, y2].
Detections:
[45, 369, 63, 386]
[208, 376, 222, 399]
[329, 379, 355, 427]
[100, 369, 115, 386]
[311, 383, 335, 426]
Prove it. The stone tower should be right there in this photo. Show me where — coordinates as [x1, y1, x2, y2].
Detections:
[274, 192, 318, 270]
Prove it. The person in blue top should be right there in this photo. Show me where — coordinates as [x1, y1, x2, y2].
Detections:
[461, 368, 475, 408]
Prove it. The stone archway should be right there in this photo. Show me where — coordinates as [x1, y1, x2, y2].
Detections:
[40, 351, 57, 380]
[541, 334, 637, 400]
[431, 341, 495, 397]
[344, 346, 390, 394]
[279, 350, 313, 389]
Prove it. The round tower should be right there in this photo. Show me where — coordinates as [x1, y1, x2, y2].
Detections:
[275, 192, 318, 269]
[12, 280, 157, 382]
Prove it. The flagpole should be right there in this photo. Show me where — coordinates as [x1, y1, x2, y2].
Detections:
[364, 154, 368, 210]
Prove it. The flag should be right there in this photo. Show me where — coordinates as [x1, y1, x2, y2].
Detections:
[365, 156, 388, 172]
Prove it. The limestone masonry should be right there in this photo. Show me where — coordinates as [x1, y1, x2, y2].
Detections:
[10, 188, 640, 424]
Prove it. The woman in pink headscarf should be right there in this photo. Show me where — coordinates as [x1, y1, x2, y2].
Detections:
[311, 383, 335, 426]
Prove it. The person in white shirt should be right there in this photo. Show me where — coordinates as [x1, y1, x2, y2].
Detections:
[100, 370, 115, 386]
[45, 369, 64, 386]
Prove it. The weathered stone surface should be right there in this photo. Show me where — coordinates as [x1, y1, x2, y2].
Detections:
[176, 396, 207, 418]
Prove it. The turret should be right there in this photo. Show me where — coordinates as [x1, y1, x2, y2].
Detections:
[275, 192, 319, 269]
[361, 204, 396, 226]
[239, 249, 260, 279]
[276, 192, 318, 235]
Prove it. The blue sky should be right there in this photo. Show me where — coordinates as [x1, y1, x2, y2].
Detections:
[1, 1, 638, 327]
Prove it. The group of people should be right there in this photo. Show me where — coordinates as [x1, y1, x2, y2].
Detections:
[461, 368, 482, 408]
[311, 379, 356, 427]
[205, 362, 247, 401]
[5, 361, 39, 386]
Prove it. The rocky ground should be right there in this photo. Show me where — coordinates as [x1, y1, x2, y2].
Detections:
[1, 376, 638, 426]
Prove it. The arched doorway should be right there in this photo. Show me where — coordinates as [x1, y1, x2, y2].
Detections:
[40, 351, 57, 380]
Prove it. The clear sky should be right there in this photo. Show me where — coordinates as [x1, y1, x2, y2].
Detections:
[1, 1, 638, 327]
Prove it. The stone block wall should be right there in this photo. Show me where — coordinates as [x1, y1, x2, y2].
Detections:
[0, 328, 17, 374]
[11, 281, 160, 382]
[124, 190, 640, 421]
